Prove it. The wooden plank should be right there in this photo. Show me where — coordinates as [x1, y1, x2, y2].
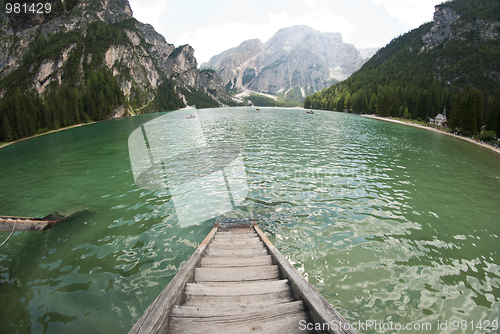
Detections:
[205, 248, 268, 258]
[185, 279, 291, 296]
[195, 265, 280, 282]
[209, 238, 264, 246]
[215, 233, 257, 239]
[217, 228, 255, 233]
[210, 237, 262, 245]
[171, 300, 306, 317]
[208, 243, 266, 251]
[216, 230, 257, 238]
[252, 222, 359, 334]
[0, 209, 91, 231]
[201, 255, 273, 267]
[169, 301, 314, 334]
[0, 219, 50, 231]
[128, 225, 218, 334]
[217, 229, 254, 233]
[183, 289, 294, 308]
[184, 279, 294, 308]
[0, 215, 45, 220]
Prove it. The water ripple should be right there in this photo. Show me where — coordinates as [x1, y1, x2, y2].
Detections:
[0, 108, 499, 333]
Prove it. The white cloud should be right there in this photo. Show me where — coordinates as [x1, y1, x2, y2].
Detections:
[373, 0, 436, 28]
[178, 10, 357, 65]
[129, 0, 168, 31]
[268, 11, 356, 40]
[297, 0, 327, 7]
[127, 0, 420, 65]
[174, 22, 276, 65]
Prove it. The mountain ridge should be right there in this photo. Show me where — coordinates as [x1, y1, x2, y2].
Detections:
[305, 0, 500, 137]
[0, 0, 233, 142]
[201, 25, 377, 101]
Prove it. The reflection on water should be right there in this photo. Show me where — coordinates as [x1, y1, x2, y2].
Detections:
[128, 110, 248, 226]
[0, 107, 499, 333]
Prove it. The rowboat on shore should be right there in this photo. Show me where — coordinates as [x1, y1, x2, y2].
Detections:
[0, 208, 90, 232]
[129, 218, 358, 334]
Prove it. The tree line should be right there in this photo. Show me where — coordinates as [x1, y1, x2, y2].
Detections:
[0, 68, 125, 142]
[0, 18, 190, 143]
[304, 82, 500, 137]
[304, 0, 500, 138]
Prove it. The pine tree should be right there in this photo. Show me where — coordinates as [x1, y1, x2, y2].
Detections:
[73, 89, 81, 124]
[368, 93, 377, 113]
[403, 106, 411, 119]
[2, 114, 13, 142]
[460, 89, 477, 135]
[472, 89, 484, 133]
[43, 100, 52, 130]
[449, 97, 460, 130]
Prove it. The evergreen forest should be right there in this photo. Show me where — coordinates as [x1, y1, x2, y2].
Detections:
[304, 0, 500, 137]
[0, 19, 186, 143]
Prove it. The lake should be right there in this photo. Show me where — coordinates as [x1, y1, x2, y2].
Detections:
[0, 107, 499, 333]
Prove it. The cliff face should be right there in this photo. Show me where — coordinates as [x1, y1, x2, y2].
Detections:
[423, 5, 500, 50]
[202, 25, 376, 97]
[422, 6, 461, 48]
[305, 0, 500, 135]
[419, 4, 500, 89]
[201, 39, 264, 88]
[165, 45, 199, 87]
[0, 0, 134, 81]
[0, 0, 227, 107]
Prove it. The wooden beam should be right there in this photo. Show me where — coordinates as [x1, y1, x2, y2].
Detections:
[0, 219, 53, 231]
[0, 209, 90, 232]
[128, 224, 218, 334]
[169, 301, 312, 334]
[252, 221, 359, 334]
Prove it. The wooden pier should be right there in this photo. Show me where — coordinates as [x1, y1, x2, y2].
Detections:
[129, 218, 358, 334]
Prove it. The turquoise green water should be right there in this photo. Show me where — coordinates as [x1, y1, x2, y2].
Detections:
[0, 107, 499, 333]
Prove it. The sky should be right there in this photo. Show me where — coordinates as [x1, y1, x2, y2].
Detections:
[128, 0, 440, 65]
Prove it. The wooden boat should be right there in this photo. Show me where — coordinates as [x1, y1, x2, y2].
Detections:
[129, 218, 358, 334]
[0, 208, 90, 231]
[306, 110, 314, 114]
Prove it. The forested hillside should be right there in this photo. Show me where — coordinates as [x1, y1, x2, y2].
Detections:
[305, 0, 500, 137]
[0, 0, 227, 143]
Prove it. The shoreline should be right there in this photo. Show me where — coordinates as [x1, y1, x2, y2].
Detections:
[3, 111, 500, 155]
[0, 122, 98, 150]
[361, 114, 500, 155]
[0, 109, 175, 150]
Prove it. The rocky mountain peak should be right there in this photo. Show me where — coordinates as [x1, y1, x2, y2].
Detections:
[235, 39, 264, 53]
[267, 25, 343, 51]
[87, 0, 133, 24]
[202, 25, 375, 98]
[165, 45, 199, 86]
[0, 0, 231, 121]
[0, 0, 135, 80]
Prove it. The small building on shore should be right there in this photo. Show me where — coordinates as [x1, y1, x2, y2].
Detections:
[429, 109, 448, 128]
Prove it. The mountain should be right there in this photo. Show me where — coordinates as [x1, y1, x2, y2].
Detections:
[0, 0, 232, 143]
[305, 0, 500, 137]
[201, 25, 377, 101]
